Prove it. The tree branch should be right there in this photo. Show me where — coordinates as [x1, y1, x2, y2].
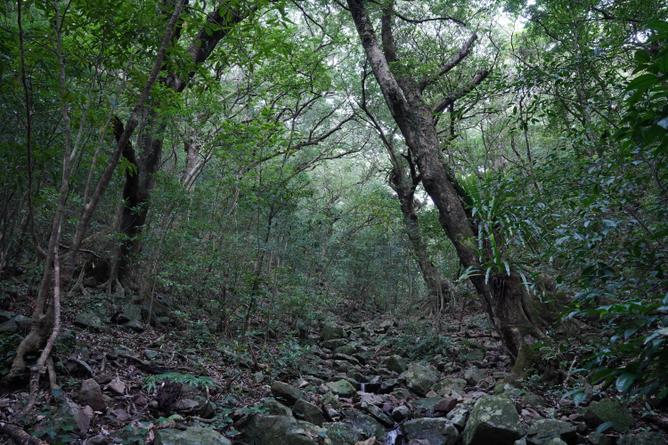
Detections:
[432, 68, 490, 115]
[419, 33, 477, 92]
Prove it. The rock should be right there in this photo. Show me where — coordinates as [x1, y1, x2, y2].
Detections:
[327, 379, 356, 397]
[322, 339, 349, 350]
[462, 395, 522, 445]
[294, 399, 326, 426]
[361, 403, 393, 427]
[61, 399, 94, 434]
[0, 313, 31, 333]
[333, 353, 360, 366]
[446, 405, 469, 429]
[124, 318, 144, 332]
[464, 366, 487, 385]
[459, 346, 485, 362]
[75, 312, 104, 330]
[79, 378, 106, 411]
[381, 378, 400, 393]
[402, 363, 440, 396]
[385, 355, 407, 373]
[155, 426, 231, 445]
[144, 349, 159, 360]
[335, 344, 358, 355]
[584, 398, 632, 432]
[342, 408, 385, 440]
[271, 381, 304, 405]
[618, 431, 668, 445]
[434, 397, 458, 415]
[107, 377, 126, 395]
[321, 323, 346, 341]
[118, 304, 142, 324]
[527, 419, 577, 445]
[437, 378, 467, 397]
[261, 398, 293, 416]
[253, 371, 264, 383]
[586, 431, 615, 445]
[392, 405, 411, 422]
[415, 397, 445, 417]
[324, 422, 363, 445]
[240, 414, 320, 445]
[401, 418, 459, 445]
[0, 319, 19, 333]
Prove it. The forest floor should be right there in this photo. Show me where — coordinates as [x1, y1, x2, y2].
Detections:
[0, 291, 667, 445]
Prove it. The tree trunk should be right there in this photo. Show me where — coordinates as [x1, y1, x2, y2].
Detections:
[347, 0, 543, 360]
[115, 113, 164, 283]
[390, 165, 451, 315]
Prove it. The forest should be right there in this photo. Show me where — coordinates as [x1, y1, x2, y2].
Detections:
[0, 0, 666, 444]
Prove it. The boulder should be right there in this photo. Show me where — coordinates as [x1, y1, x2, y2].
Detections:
[584, 398, 632, 433]
[327, 379, 356, 397]
[402, 363, 440, 396]
[401, 417, 459, 445]
[527, 419, 577, 445]
[0, 313, 31, 333]
[341, 408, 385, 440]
[261, 398, 293, 416]
[321, 323, 346, 341]
[240, 414, 320, 445]
[361, 403, 393, 427]
[391, 405, 411, 422]
[462, 395, 522, 445]
[75, 311, 104, 330]
[415, 397, 445, 417]
[385, 355, 407, 373]
[437, 378, 467, 397]
[155, 426, 231, 445]
[79, 378, 106, 411]
[294, 399, 326, 426]
[323, 422, 362, 445]
[271, 381, 304, 405]
[118, 303, 142, 324]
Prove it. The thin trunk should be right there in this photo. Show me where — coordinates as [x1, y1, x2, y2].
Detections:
[7, 2, 76, 379]
[392, 174, 451, 314]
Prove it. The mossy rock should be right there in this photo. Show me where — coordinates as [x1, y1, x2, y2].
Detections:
[462, 395, 522, 445]
[584, 398, 632, 432]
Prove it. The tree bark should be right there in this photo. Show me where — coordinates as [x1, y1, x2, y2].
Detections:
[347, 0, 543, 360]
[390, 164, 451, 314]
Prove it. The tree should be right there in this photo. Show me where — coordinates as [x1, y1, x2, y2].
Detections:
[346, 0, 546, 360]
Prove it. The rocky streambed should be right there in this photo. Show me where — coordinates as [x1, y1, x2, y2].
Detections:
[2, 308, 666, 445]
[226, 319, 666, 445]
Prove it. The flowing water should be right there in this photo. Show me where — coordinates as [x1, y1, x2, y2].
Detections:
[384, 427, 400, 445]
[360, 383, 366, 392]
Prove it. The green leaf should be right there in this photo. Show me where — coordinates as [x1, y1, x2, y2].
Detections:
[616, 372, 636, 393]
[627, 73, 658, 92]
